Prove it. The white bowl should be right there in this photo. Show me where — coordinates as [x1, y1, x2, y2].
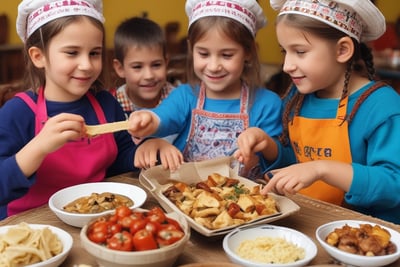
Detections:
[49, 182, 147, 227]
[316, 220, 400, 267]
[223, 225, 317, 267]
[0, 224, 73, 267]
[80, 210, 190, 267]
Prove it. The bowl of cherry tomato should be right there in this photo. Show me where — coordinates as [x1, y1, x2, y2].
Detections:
[80, 206, 190, 267]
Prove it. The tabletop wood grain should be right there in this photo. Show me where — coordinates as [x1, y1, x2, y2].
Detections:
[1, 172, 399, 267]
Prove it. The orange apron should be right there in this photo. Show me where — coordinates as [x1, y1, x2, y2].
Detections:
[288, 95, 351, 205]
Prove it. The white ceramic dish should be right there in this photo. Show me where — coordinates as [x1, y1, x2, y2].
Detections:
[80, 210, 190, 267]
[49, 182, 147, 227]
[316, 220, 400, 267]
[223, 225, 317, 267]
[139, 162, 300, 237]
[0, 223, 73, 267]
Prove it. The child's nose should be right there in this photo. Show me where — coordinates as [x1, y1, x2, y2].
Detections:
[78, 56, 93, 70]
[208, 57, 222, 72]
[282, 56, 296, 73]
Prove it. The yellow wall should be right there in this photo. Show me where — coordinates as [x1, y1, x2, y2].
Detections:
[1, 0, 399, 64]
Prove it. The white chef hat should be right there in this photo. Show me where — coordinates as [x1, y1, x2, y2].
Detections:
[16, 0, 104, 43]
[185, 0, 267, 37]
[270, 0, 385, 42]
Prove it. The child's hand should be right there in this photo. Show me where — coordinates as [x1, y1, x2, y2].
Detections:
[128, 110, 159, 138]
[134, 138, 183, 172]
[234, 127, 270, 164]
[261, 162, 320, 195]
[36, 113, 85, 154]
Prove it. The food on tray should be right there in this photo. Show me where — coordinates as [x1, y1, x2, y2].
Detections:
[0, 222, 63, 266]
[86, 206, 185, 251]
[63, 192, 134, 214]
[162, 173, 279, 230]
[325, 223, 397, 256]
[236, 236, 305, 264]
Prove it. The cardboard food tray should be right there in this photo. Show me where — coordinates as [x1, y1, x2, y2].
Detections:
[139, 157, 300, 237]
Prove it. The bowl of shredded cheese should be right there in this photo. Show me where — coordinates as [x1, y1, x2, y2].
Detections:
[223, 225, 317, 267]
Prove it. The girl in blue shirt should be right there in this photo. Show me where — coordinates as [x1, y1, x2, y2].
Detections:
[234, 0, 400, 224]
[130, 0, 283, 180]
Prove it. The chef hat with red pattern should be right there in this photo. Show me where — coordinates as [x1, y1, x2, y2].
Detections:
[185, 0, 267, 37]
[16, 0, 104, 43]
[270, 0, 385, 42]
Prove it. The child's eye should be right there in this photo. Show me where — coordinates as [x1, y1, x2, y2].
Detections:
[90, 51, 101, 56]
[222, 53, 233, 59]
[198, 51, 208, 57]
[152, 62, 163, 68]
[280, 49, 286, 55]
[131, 65, 142, 70]
[65, 51, 78, 56]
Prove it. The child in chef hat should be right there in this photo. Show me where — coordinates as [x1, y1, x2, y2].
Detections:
[131, 0, 283, 180]
[0, 0, 141, 219]
[234, 0, 400, 224]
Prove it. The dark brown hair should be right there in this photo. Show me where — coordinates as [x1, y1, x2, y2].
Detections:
[113, 17, 166, 64]
[23, 16, 107, 93]
[277, 14, 376, 145]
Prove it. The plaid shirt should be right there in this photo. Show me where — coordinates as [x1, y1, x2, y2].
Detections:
[110, 82, 175, 118]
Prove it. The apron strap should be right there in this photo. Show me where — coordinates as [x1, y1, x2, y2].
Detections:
[347, 81, 387, 123]
[15, 90, 44, 135]
[86, 92, 107, 124]
[196, 82, 249, 113]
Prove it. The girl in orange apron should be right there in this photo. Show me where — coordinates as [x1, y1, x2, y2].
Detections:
[257, 1, 400, 225]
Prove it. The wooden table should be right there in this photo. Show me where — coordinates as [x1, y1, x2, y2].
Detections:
[1, 172, 399, 267]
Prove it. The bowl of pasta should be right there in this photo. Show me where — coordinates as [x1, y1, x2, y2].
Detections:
[0, 222, 73, 267]
[48, 182, 147, 227]
[223, 225, 317, 267]
[316, 220, 400, 267]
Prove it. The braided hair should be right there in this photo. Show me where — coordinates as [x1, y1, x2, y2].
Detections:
[277, 14, 378, 145]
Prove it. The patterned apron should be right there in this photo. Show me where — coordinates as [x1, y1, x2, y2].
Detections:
[183, 83, 261, 178]
[288, 94, 352, 205]
[8, 88, 118, 216]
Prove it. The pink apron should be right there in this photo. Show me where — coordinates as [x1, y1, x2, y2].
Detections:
[183, 84, 260, 179]
[8, 88, 118, 216]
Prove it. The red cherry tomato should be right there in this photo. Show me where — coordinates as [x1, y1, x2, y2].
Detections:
[157, 229, 184, 247]
[161, 217, 183, 231]
[109, 223, 122, 236]
[129, 219, 147, 235]
[115, 205, 132, 219]
[108, 214, 119, 224]
[119, 216, 135, 229]
[88, 229, 108, 244]
[107, 231, 133, 251]
[133, 229, 158, 251]
[147, 206, 167, 223]
[130, 211, 145, 220]
[88, 220, 108, 244]
[145, 221, 161, 235]
[87, 220, 109, 243]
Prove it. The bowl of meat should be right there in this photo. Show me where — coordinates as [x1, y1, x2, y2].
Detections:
[316, 220, 400, 267]
[49, 182, 147, 227]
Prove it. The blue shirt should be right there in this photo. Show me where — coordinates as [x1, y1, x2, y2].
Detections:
[150, 83, 283, 171]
